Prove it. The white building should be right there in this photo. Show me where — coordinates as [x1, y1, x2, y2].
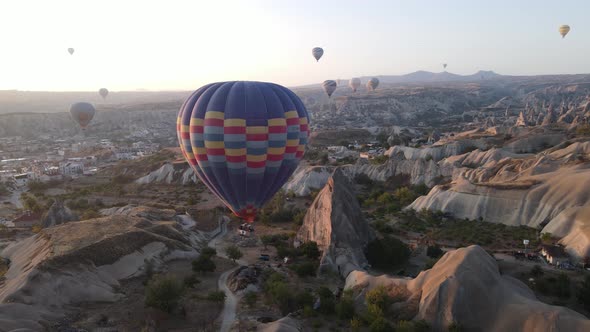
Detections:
[59, 162, 84, 176]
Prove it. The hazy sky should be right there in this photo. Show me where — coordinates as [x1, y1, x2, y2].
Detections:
[1, 0, 588, 91]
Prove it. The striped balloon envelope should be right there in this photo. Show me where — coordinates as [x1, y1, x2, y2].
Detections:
[177, 81, 310, 222]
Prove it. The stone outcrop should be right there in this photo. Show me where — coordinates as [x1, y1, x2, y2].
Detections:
[0, 205, 200, 330]
[135, 161, 196, 185]
[283, 165, 332, 196]
[296, 168, 375, 278]
[345, 246, 590, 332]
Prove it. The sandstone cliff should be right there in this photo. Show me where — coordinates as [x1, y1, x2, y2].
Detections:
[345, 245, 590, 332]
[296, 168, 375, 278]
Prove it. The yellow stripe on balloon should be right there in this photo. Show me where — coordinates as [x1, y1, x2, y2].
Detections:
[268, 118, 287, 126]
[247, 154, 267, 162]
[299, 117, 308, 124]
[205, 141, 224, 148]
[246, 126, 268, 134]
[225, 148, 246, 156]
[225, 118, 246, 126]
[284, 110, 298, 118]
[190, 118, 204, 125]
[286, 139, 299, 146]
[205, 111, 225, 119]
[194, 147, 207, 154]
[268, 147, 285, 154]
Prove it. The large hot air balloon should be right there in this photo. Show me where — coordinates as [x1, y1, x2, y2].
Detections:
[443, 63, 447, 69]
[559, 25, 570, 38]
[322, 80, 337, 97]
[367, 77, 379, 91]
[312, 47, 324, 62]
[349, 78, 361, 92]
[177, 81, 310, 223]
[99, 88, 109, 99]
[70, 102, 95, 129]
[68, 48, 75, 55]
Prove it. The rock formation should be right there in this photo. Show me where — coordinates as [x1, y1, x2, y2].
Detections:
[0, 205, 201, 330]
[283, 165, 332, 196]
[296, 168, 375, 278]
[345, 245, 590, 332]
[136, 161, 196, 185]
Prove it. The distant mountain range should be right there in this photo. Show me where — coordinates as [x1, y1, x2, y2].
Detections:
[365, 70, 502, 84]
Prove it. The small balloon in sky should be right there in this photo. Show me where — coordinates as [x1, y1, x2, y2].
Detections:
[312, 47, 324, 62]
[558, 25, 570, 38]
[68, 48, 75, 55]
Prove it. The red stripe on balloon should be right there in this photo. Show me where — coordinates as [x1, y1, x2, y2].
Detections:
[190, 125, 204, 133]
[226, 155, 246, 162]
[285, 146, 298, 153]
[286, 118, 299, 125]
[181, 132, 190, 139]
[196, 154, 208, 161]
[267, 154, 283, 161]
[224, 126, 246, 134]
[246, 133, 268, 141]
[207, 148, 225, 156]
[268, 126, 287, 133]
[247, 161, 266, 168]
[204, 118, 224, 126]
[300, 124, 308, 131]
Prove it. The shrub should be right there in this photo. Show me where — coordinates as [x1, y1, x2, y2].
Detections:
[365, 286, 389, 311]
[295, 290, 314, 309]
[369, 316, 391, 332]
[80, 208, 101, 220]
[298, 241, 320, 259]
[335, 293, 355, 320]
[366, 236, 410, 271]
[530, 265, 543, 277]
[244, 291, 258, 307]
[291, 262, 317, 277]
[192, 255, 216, 274]
[200, 246, 217, 258]
[145, 275, 184, 313]
[317, 286, 336, 314]
[350, 317, 363, 331]
[225, 245, 243, 262]
[183, 274, 200, 288]
[31, 224, 43, 234]
[448, 322, 464, 332]
[206, 290, 226, 302]
[426, 245, 443, 258]
[577, 275, 590, 311]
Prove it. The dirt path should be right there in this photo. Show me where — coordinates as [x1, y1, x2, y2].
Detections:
[207, 218, 246, 332]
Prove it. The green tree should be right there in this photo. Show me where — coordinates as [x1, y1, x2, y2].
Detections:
[192, 255, 216, 274]
[200, 246, 217, 258]
[145, 275, 184, 313]
[225, 245, 243, 262]
[556, 273, 571, 299]
[366, 236, 410, 271]
[299, 241, 320, 259]
[183, 274, 200, 288]
[206, 291, 226, 302]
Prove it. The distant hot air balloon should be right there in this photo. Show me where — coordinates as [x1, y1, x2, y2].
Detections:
[70, 102, 95, 129]
[68, 48, 75, 55]
[443, 63, 448, 69]
[177, 81, 310, 223]
[349, 78, 361, 92]
[322, 80, 337, 97]
[99, 88, 109, 99]
[312, 47, 324, 62]
[559, 25, 570, 38]
[367, 77, 379, 91]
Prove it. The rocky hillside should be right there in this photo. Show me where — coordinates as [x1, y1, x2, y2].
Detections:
[136, 161, 197, 185]
[346, 245, 590, 332]
[296, 168, 375, 278]
[409, 140, 590, 258]
[0, 205, 206, 331]
[41, 200, 78, 228]
[283, 165, 332, 196]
